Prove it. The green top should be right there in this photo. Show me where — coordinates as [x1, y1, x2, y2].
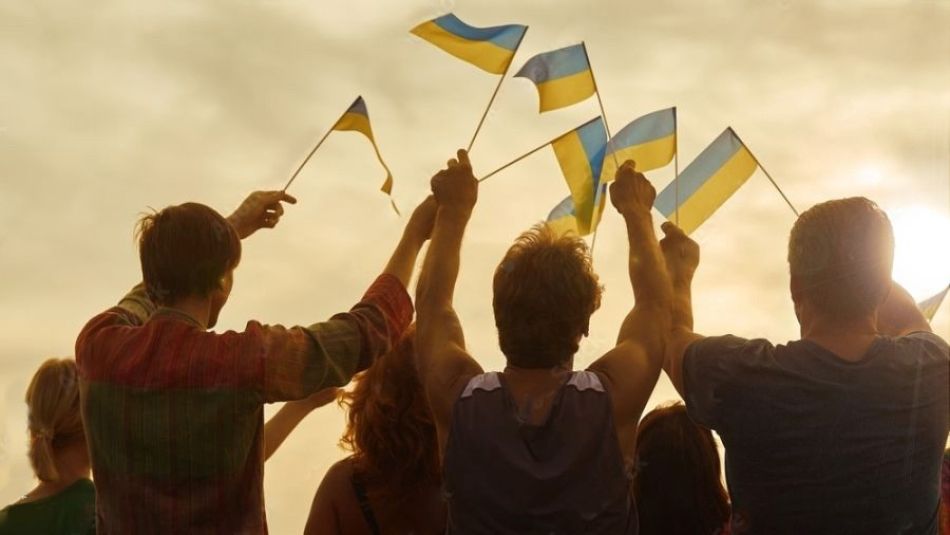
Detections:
[0, 478, 96, 535]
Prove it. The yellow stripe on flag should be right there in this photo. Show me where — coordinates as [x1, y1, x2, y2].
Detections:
[552, 133, 597, 233]
[600, 133, 676, 183]
[535, 70, 596, 113]
[411, 21, 516, 74]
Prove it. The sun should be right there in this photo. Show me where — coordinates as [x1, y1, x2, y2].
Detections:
[887, 206, 950, 302]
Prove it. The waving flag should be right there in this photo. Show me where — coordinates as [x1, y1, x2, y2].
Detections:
[411, 14, 527, 74]
[545, 117, 609, 235]
[547, 183, 608, 237]
[654, 127, 757, 234]
[515, 44, 595, 113]
[599, 108, 677, 183]
[332, 97, 398, 211]
[918, 285, 949, 321]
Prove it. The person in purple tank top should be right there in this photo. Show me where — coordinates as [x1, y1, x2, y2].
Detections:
[414, 150, 674, 534]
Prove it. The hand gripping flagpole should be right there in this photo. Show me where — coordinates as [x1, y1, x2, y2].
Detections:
[467, 27, 530, 154]
[282, 100, 354, 192]
[729, 127, 799, 217]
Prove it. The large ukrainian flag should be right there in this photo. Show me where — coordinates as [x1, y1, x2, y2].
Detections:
[333, 96, 397, 210]
[654, 127, 757, 234]
[515, 44, 595, 113]
[599, 107, 676, 183]
[410, 14, 527, 75]
[546, 117, 608, 235]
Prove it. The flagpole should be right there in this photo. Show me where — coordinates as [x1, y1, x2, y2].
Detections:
[283, 99, 355, 192]
[467, 27, 529, 154]
[478, 118, 597, 183]
[729, 127, 799, 217]
[673, 107, 680, 226]
[580, 42, 616, 259]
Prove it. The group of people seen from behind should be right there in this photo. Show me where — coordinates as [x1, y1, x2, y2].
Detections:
[1, 151, 947, 534]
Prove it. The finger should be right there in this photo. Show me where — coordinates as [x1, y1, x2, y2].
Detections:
[447, 158, 459, 168]
[661, 221, 685, 238]
[280, 192, 298, 204]
[457, 149, 471, 168]
[620, 159, 637, 172]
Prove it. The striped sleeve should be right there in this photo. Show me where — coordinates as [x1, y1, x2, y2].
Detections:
[259, 274, 413, 402]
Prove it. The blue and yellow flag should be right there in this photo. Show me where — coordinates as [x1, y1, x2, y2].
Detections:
[654, 127, 757, 234]
[411, 14, 527, 75]
[546, 117, 608, 235]
[333, 96, 398, 212]
[515, 44, 595, 113]
[600, 107, 677, 183]
[546, 183, 608, 237]
[918, 284, 949, 321]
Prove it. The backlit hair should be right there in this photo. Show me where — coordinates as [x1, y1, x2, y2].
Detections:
[788, 197, 894, 318]
[634, 402, 730, 535]
[339, 327, 439, 502]
[136, 202, 241, 305]
[492, 224, 602, 368]
[25, 358, 84, 482]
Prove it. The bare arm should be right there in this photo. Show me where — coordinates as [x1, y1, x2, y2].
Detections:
[589, 162, 671, 435]
[263, 388, 340, 460]
[415, 150, 483, 450]
[659, 222, 704, 398]
[876, 281, 932, 336]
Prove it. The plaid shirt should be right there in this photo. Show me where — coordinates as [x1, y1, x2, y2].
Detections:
[75, 275, 412, 534]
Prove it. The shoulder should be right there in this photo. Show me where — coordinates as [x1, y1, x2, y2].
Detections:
[318, 458, 357, 499]
[457, 372, 501, 400]
[684, 335, 775, 375]
[893, 331, 950, 360]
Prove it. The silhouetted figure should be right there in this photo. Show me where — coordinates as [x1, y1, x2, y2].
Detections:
[661, 197, 949, 534]
[74, 191, 435, 533]
[633, 402, 730, 535]
[0, 358, 95, 535]
[305, 327, 446, 534]
[415, 152, 673, 534]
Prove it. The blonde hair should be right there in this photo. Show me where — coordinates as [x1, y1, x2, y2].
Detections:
[25, 358, 84, 482]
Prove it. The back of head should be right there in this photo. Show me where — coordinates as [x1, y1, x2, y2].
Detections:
[136, 202, 241, 305]
[340, 327, 440, 499]
[634, 403, 730, 535]
[25, 358, 84, 482]
[788, 197, 894, 319]
[492, 224, 602, 368]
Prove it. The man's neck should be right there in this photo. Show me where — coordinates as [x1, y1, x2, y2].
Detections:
[800, 312, 879, 362]
[164, 296, 211, 329]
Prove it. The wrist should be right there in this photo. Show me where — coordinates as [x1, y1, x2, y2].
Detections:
[621, 206, 653, 224]
[226, 214, 251, 240]
[438, 205, 474, 224]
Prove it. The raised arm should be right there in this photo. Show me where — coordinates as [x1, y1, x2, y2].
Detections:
[263, 387, 340, 460]
[658, 222, 703, 398]
[588, 161, 672, 443]
[876, 281, 933, 336]
[415, 149, 483, 450]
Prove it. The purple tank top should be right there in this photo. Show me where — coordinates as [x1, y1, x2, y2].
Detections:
[443, 370, 637, 534]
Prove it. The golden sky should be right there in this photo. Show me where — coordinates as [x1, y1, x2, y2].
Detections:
[1, 0, 948, 532]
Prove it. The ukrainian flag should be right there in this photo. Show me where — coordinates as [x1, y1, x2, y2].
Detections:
[546, 183, 608, 237]
[333, 97, 397, 211]
[515, 44, 595, 113]
[547, 117, 608, 235]
[654, 127, 757, 235]
[410, 14, 527, 75]
[600, 107, 676, 183]
[918, 284, 949, 321]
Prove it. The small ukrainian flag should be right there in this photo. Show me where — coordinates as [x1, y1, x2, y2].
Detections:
[546, 183, 608, 237]
[654, 127, 757, 235]
[515, 43, 595, 113]
[411, 14, 527, 75]
[600, 108, 677, 183]
[333, 96, 398, 211]
[547, 117, 608, 235]
[918, 285, 949, 321]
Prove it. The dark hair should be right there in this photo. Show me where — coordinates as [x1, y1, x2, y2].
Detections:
[136, 203, 241, 305]
[492, 224, 602, 368]
[788, 197, 894, 319]
[339, 327, 440, 503]
[634, 402, 730, 535]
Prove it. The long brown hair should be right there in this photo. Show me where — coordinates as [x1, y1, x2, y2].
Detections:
[25, 358, 84, 482]
[338, 327, 439, 501]
[634, 402, 730, 535]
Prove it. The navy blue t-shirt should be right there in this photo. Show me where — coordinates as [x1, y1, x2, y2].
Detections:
[684, 332, 949, 534]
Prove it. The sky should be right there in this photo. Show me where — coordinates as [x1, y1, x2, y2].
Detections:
[1, 0, 948, 532]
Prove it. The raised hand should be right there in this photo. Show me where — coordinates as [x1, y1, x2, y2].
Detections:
[227, 190, 298, 239]
[431, 149, 477, 215]
[405, 195, 438, 244]
[610, 160, 655, 216]
[660, 221, 700, 285]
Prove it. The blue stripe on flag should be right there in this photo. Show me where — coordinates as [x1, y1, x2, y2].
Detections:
[577, 117, 608, 186]
[609, 108, 676, 150]
[348, 96, 368, 116]
[515, 44, 589, 84]
[432, 14, 525, 50]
